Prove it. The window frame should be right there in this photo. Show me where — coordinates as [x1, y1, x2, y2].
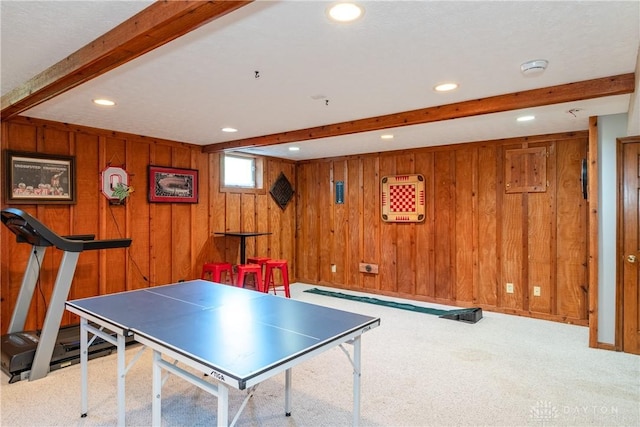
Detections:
[219, 152, 265, 194]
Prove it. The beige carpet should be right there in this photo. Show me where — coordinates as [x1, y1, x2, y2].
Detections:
[1, 283, 638, 426]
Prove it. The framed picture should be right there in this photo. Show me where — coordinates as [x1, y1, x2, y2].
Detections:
[4, 150, 76, 204]
[148, 165, 198, 203]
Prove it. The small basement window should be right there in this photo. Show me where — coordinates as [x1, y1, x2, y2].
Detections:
[220, 153, 264, 193]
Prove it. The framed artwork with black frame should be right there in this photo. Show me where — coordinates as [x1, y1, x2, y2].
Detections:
[4, 150, 76, 204]
[148, 165, 199, 203]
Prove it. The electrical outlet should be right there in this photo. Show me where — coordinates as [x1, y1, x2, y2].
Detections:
[506, 283, 514, 294]
[331, 264, 337, 273]
[533, 286, 541, 297]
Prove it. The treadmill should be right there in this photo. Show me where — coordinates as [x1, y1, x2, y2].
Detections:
[1, 207, 133, 383]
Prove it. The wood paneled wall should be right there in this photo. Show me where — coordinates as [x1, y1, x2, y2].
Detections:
[0, 117, 295, 333]
[1, 115, 589, 331]
[295, 132, 589, 324]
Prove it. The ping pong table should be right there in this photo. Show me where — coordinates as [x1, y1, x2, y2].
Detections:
[65, 280, 380, 426]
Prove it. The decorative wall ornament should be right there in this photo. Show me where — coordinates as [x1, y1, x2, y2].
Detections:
[381, 174, 425, 223]
[101, 166, 132, 204]
[270, 172, 294, 210]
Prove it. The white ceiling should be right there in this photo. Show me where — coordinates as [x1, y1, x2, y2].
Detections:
[2, 1, 639, 161]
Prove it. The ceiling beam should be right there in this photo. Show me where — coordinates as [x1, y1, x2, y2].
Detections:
[1, 0, 253, 120]
[203, 73, 635, 153]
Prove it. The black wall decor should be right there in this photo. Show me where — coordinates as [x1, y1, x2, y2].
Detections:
[581, 158, 588, 200]
[270, 172, 294, 210]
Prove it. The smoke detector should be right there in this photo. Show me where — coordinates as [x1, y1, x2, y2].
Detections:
[520, 59, 548, 76]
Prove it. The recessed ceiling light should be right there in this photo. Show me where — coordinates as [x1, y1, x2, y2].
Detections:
[434, 83, 458, 92]
[289, 147, 300, 151]
[380, 134, 394, 140]
[221, 127, 238, 133]
[93, 98, 115, 106]
[327, 3, 364, 22]
[517, 115, 535, 122]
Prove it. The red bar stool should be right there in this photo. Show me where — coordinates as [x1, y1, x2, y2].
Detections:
[201, 262, 234, 284]
[263, 259, 290, 298]
[236, 264, 263, 291]
[247, 256, 270, 276]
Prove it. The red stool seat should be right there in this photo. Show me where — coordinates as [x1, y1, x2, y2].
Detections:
[236, 264, 263, 291]
[263, 259, 290, 298]
[247, 256, 270, 267]
[247, 256, 270, 276]
[201, 262, 234, 284]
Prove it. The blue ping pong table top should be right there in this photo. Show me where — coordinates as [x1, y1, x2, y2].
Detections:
[66, 280, 380, 386]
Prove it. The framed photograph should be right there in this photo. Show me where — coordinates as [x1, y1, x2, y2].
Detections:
[148, 165, 198, 203]
[4, 150, 76, 204]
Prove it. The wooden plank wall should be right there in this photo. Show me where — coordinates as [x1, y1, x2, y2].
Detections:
[0, 117, 295, 333]
[295, 132, 589, 324]
[1, 115, 588, 330]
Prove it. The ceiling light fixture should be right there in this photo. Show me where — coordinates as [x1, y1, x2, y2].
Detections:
[93, 98, 115, 106]
[380, 134, 394, 140]
[520, 59, 548, 76]
[289, 147, 300, 151]
[517, 115, 535, 122]
[327, 2, 364, 22]
[221, 127, 238, 133]
[434, 83, 458, 92]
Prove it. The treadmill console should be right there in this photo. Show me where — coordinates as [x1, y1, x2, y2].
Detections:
[1, 207, 131, 251]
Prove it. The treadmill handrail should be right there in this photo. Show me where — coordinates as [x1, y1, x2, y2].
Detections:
[1, 208, 131, 252]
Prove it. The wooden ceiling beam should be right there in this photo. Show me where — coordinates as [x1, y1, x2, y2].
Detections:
[203, 73, 635, 153]
[1, 0, 253, 120]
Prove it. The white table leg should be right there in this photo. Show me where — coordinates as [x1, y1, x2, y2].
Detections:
[117, 333, 126, 426]
[285, 368, 292, 416]
[152, 350, 162, 427]
[352, 336, 362, 427]
[217, 381, 229, 427]
[80, 317, 88, 418]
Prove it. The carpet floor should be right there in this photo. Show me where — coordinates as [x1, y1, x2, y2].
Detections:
[1, 283, 638, 426]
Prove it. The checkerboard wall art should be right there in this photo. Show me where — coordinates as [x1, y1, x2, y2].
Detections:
[381, 174, 425, 223]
